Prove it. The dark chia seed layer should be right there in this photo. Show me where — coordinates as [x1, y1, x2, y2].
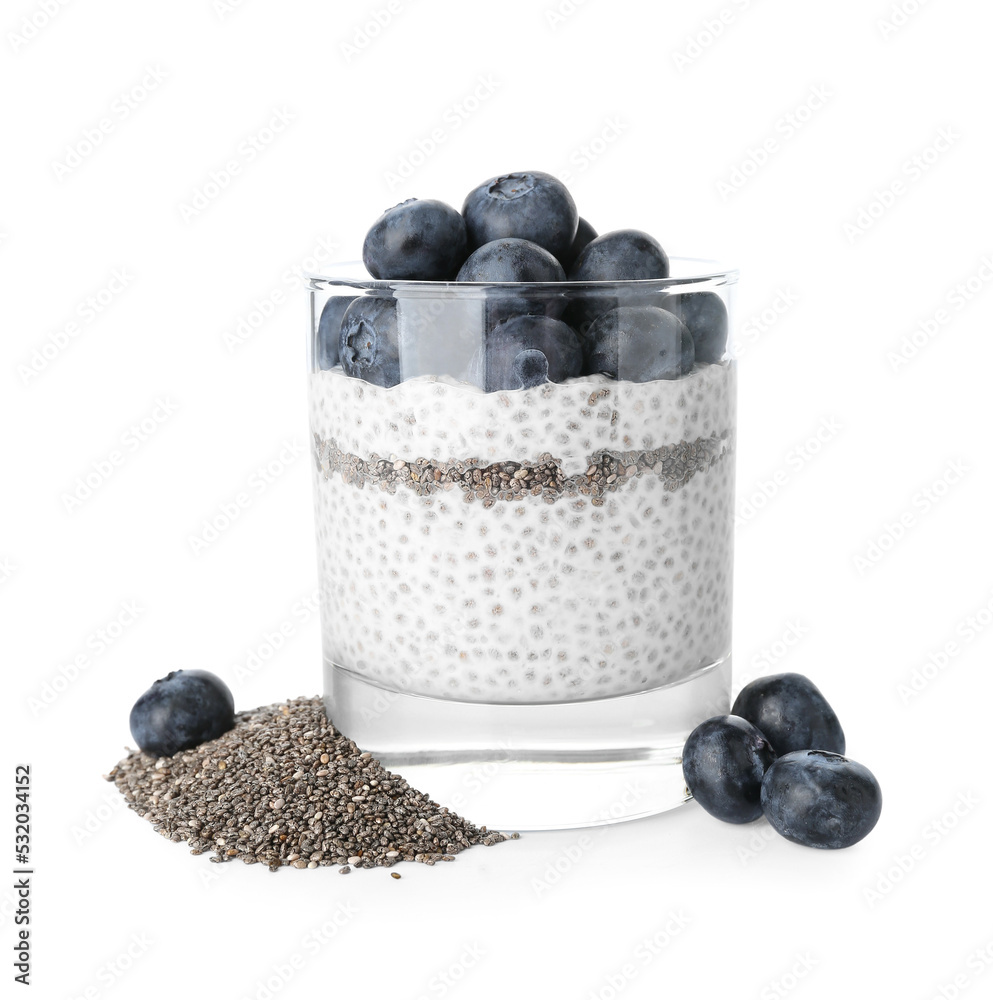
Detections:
[313, 429, 733, 506]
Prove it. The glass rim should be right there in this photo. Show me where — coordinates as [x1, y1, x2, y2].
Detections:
[307, 257, 739, 293]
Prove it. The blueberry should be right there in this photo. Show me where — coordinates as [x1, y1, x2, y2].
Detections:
[663, 292, 728, 365]
[129, 669, 235, 757]
[559, 216, 598, 271]
[562, 293, 613, 356]
[339, 296, 401, 387]
[568, 229, 669, 281]
[682, 715, 776, 823]
[513, 349, 549, 389]
[731, 673, 846, 757]
[457, 239, 567, 331]
[761, 750, 882, 849]
[463, 171, 578, 261]
[315, 295, 355, 370]
[362, 198, 467, 280]
[456, 238, 566, 283]
[587, 306, 694, 381]
[483, 315, 581, 392]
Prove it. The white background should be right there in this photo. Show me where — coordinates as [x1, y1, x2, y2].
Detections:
[4, 0, 993, 997]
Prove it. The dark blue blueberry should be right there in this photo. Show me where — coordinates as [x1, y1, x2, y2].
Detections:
[362, 198, 467, 280]
[663, 292, 729, 365]
[129, 669, 235, 757]
[732, 673, 846, 757]
[562, 293, 614, 357]
[486, 285, 569, 330]
[587, 306, 694, 381]
[568, 229, 670, 281]
[315, 295, 355, 370]
[456, 238, 566, 283]
[339, 296, 401, 388]
[761, 750, 882, 849]
[484, 315, 581, 392]
[559, 216, 598, 271]
[458, 239, 567, 331]
[463, 172, 578, 261]
[683, 715, 776, 823]
[513, 349, 549, 389]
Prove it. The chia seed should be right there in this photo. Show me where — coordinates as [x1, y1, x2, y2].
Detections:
[312, 428, 732, 501]
[106, 697, 512, 872]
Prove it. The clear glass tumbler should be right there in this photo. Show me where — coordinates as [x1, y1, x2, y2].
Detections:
[308, 260, 737, 829]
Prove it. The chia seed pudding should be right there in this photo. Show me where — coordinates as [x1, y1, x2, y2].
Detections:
[313, 171, 740, 826]
[309, 360, 735, 704]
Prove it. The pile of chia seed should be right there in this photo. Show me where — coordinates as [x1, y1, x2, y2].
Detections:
[106, 696, 514, 873]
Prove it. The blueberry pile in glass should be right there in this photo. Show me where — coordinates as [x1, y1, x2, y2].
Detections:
[682, 674, 883, 849]
[316, 171, 729, 390]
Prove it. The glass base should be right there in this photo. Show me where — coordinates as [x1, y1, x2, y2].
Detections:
[324, 656, 731, 831]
